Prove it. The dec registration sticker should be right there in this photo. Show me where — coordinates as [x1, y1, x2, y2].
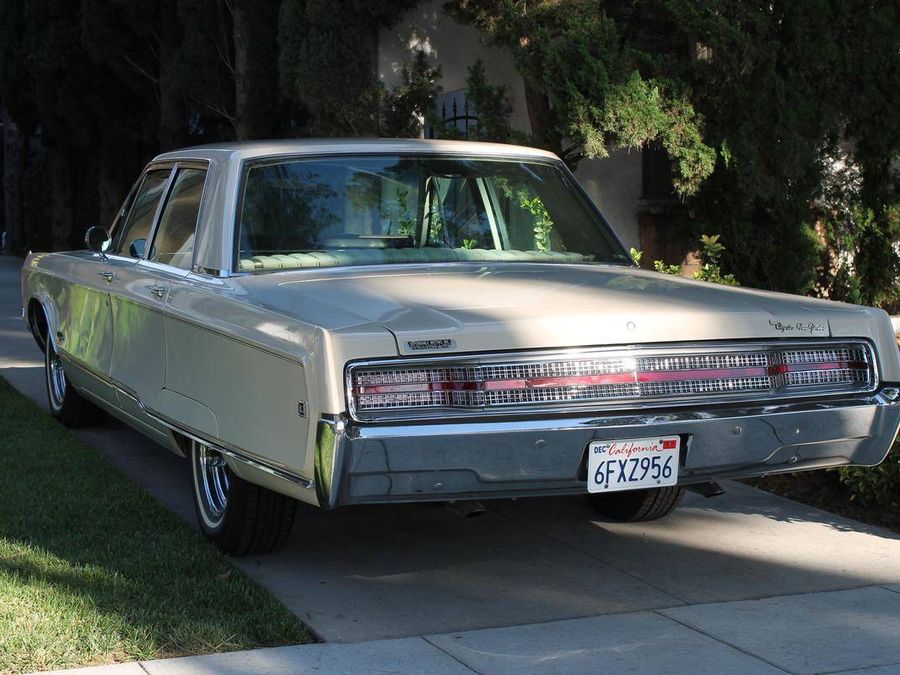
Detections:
[587, 436, 680, 493]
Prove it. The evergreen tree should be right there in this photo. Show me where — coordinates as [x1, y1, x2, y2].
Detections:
[451, 0, 716, 194]
[279, 0, 419, 136]
[450, 0, 900, 300]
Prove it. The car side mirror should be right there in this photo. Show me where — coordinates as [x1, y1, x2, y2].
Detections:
[85, 226, 111, 254]
[129, 238, 146, 258]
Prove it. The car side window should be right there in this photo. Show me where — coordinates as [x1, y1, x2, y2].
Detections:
[108, 177, 142, 242]
[149, 168, 206, 269]
[111, 169, 171, 258]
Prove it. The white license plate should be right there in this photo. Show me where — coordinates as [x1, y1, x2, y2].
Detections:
[587, 436, 680, 493]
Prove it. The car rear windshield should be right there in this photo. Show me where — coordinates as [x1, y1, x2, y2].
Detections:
[235, 154, 629, 272]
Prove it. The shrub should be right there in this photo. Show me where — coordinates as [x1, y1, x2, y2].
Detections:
[633, 234, 739, 286]
[654, 260, 681, 275]
[693, 234, 739, 286]
[838, 441, 900, 509]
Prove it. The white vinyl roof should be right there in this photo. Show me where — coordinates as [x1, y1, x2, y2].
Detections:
[153, 138, 560, 164]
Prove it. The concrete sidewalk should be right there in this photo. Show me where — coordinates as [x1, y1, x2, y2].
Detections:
[5, 254, 900, 674]
[44, 586, 900, 674]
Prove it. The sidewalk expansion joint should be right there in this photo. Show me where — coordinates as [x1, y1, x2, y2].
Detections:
[421, 636, 481, 674]
[819, 659, 900, 674]
[653, 610, 795, 674]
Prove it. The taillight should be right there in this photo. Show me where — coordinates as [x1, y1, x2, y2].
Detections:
[348, 342, 875, 420]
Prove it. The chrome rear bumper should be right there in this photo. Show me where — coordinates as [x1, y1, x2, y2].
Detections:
[314, 388, 900, 508]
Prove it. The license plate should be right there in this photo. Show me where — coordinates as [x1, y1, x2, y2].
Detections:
[587, 436, 680, 493]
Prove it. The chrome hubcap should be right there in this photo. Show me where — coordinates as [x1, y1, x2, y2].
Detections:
[48, 349, 66, 404]
[194, 442, 230, 527]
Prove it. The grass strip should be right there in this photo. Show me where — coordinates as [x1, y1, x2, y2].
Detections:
[0, 376, 309, 673]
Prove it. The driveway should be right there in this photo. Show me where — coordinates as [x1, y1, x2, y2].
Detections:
[4, 255, 900, 653]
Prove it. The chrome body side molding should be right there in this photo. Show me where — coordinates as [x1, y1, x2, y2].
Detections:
[144, 407, 315, 489]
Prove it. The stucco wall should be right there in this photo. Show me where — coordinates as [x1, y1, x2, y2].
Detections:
[574, 149, 643, 251]
[378, 0, 531, 133]
[378, 0, 642, 250]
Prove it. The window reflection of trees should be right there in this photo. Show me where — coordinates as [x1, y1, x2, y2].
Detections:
[238, 156, 624, 264]
[113, 171, 169, 257]
[242, 166, 339, 254]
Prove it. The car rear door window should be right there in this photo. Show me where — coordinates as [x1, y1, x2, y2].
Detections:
[111, 169, 171, 258]
[149, 168, 206, 269]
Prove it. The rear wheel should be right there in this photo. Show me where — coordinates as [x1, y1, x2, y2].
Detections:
[189, 440, 297, 555]
[45, 337, 106, 428]
[585, 486, 684, 522]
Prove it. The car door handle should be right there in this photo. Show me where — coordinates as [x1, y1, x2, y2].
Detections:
[148, 285, 167, 299]
[97, 271, 114, 282]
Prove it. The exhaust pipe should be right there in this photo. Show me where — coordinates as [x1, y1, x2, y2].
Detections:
[446, 500, 487, 518]
[686, 481, 726, 498]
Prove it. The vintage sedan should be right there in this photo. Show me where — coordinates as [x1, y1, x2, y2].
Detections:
[21, 139, 900, 555]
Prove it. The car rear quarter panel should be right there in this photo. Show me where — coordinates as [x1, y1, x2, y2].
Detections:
[161, 276, 397, 503]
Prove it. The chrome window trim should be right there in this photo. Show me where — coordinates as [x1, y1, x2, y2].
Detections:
[107, 174, 144, 244]
[345, 339, 880, 423]
[146, 161, 211, 270]
[97, 252, 142, 266]
[191, 266, 232, 278]
[146, 167, 178, 255]
[136, 258, 192, 279]
[475, 177, 503, 249]
[110, 163, 176, 258]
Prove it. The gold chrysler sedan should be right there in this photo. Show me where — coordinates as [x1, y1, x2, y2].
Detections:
[20, 139, 900, 555]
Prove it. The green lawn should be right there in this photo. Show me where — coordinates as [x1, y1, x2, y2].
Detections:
[0, 376, 310, 673]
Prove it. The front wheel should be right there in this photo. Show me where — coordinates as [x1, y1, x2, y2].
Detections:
[45, 337, 106, 428]
[189, 440, 297, 555]
[584, 486, 684, 522]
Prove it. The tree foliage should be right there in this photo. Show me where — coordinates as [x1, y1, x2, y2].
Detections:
[381, 50, 443, 138]
[451, 0, 716, 194]
[633, 233, 739, 285]
[0, 0, 423, 252]
[668, 0, 900, 299]
[449, 0, 900, 301]
[464, 60, 515, 143]
[0, 0, 897, 311]
[279, 0, 419, 136]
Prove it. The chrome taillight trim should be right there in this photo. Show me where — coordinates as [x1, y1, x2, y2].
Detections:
[346, 340, 879, 422]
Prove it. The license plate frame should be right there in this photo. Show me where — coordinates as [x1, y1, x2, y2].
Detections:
[586, 435, 680, 494]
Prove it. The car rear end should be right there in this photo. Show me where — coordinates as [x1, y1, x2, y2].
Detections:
[313, 331, 900, 508]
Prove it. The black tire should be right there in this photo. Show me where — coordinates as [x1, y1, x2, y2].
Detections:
[45, 337, 107, 428]
[189, 439, 297, 555]
[585, 486, 684, 522]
